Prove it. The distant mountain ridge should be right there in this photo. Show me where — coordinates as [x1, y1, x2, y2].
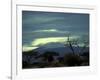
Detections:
[32, 46, 89, 56]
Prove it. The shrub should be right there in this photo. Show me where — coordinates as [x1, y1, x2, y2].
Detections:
[63, 54, 82, 66]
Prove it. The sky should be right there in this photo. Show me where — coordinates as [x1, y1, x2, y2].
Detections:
[22, 11, 89, 51]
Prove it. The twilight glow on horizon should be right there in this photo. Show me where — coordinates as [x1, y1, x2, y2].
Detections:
[22, 11, 89, 51]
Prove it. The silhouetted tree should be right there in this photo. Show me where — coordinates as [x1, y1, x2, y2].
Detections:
[64, 34, 89, 55]
[64, 34, 76, 54]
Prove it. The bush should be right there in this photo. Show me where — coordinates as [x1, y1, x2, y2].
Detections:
[63, 54, 82, 66]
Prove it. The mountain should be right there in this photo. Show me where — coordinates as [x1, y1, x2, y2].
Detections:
[33, 46, 89, 56]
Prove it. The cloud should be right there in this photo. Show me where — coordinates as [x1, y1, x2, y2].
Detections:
[23, 14, 64, 25]
[22, 29, 69, 38]
[31, 36, 79, 46]
[34, 29, 58, 32]
[23, 45, 38, 51]
[32, 29, 69, 34]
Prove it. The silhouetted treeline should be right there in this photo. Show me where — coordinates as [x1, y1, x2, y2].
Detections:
[22, 50, 89, 68]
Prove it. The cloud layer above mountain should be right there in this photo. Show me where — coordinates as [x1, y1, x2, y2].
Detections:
[22, 11, 89, 51]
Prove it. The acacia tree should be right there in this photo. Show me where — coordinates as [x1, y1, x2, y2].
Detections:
[64, 34, 89, 55]
[63, 34, 89, 66]
[64, 34, 77, 54]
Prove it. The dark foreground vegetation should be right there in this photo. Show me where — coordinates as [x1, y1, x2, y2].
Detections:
[22, 50, 89, 69]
